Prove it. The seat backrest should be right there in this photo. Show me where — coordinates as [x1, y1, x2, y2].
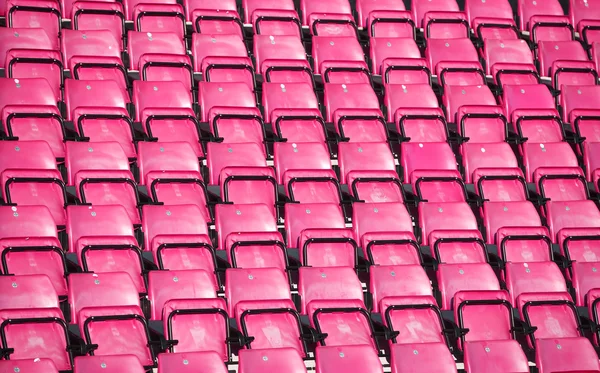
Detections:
[337, 142, 395, 184]
[273, 142, 331, 184]
[483, 201, 542, 244]
[225, 268, 291, 315]
[298, 266, 363, 314]
[0, 77, 57, 113]
[369, 265, 433, 313]
[454, 290, 513, 343]
[215, 203, 278, 249]
[128, 31, 185, 70]
[132, 80, 193, 121]
[0, 205, 57, 240]
[137, 141, 201, 186]
[536, 337, 600, 373]
[206, 142, 267, 185]
[0, 28, 58, 66]
[284, 203, 346, 248]
[0, 358, 59, 373]
[142, 204, 209, 252]
[66, 205, 134, 253]
[352, 202, 413, 242]
[65, 141, 130, 185]
[401, 142, 457, 182]
[508, 262, 568, 304]
[437, 263, 501, 310]
[64, 79, 129, 120]
[419, 202, 479, 245]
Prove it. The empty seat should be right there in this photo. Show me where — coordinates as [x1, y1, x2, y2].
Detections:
[538, 40, 588, 78]
[206, 142, 266, 185]
[0, 274, 59, 310]
[6, 49, 62, 102]
[346, 170, 404, 204]
[0, 358, 59, 373]
[370, 264, 433, 312]
[244, 0, 295, 23]
[128, 31, 185, 71]
[239, 348, 307, 373]
[333, 108, 388, 143]
[547, 200, 600, 242]
[426, 38, 479, 73]
[0, 28, 58, 67]
[464, 340, 529, 373]
[390, 342, 457, 373]
[352, 202, 414, 248]
[73, 355, 146, 373]
[338, 142, 395, 184]
[0, 205, 58, 243]
[312, 36, 367, 80]
[273, 142, 331, 184]
[284, 203, 345, 249]
[284, 169, 341, 204]
[462, 142, 519, 183]
[315, 345, 383, 373]
[380, 295, 446, 345]
[262, 82, 319, 124]
[215, 203, 277, 250]
[298, 267, 363, 315]
[220, 166, 277, 215]
[483, 39, 534, 76]
[325, 82, 380, 122]
[198, 82, 256, 122]
[536, 337, 600, 373]
[483, 201, 542, 244]
[444, 84, 497, 124]
[419, 203, 479, 245]
[225, 268, 291, 316]
[385, 83, 438, 122]
[370, 37, 420, 75]
[253, 34, 308, 82]
[503, 84, 555, 122]
[157, 351, 228, 373]
[438, 262, 501, 310]
[518, 0, 564, 31]
[137, 142, 201, 192]
[401, 142, 458, 182]
[71, 2, 125, 49]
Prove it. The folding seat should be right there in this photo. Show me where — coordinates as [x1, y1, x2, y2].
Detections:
[534, 167, 588, 202]
[0, 78, 58, 117]
[128, 31, 185, 71]
[243, 0, 295, 23]
[262, 82, 319, 124]
[307, 13, 358, 38]
[298, 266, 363, 313]
[483, 39, 535, 76]
[570, 0, 600, 31]
[147, 269, 218, 320]
[5, 49, 62, 102]
[435, 61, 486, 87]
[464, 340, 529, 373]
[191, 8, 243, 38]
[455, 105, 507, 144]
[438, 261, 501, 310]
[325, 83, 380, 122]
[64, 140, 130, 186]
[138, 53, 193, 93]
[369, 264, 433, 313]
[273, 141, 331, 184]
[492, 63, 540, 88]
[359, 0, 410, 32]
[561, 85, 600, 126]
[193, 34, 253, 89]
[198, 82, 256, 123]
[128, 1, 185, 39]
[557, 228, 600, 305]
[411, 170, 468, 205]
[284, 203, 346, 248]
[551, 60, 597, 94]
[473, 167, 527, 202]
[311, 36, 368, 81]
[206, 142, 267, 186]
[62, 29, 127, 97]
[419, 203, 479, 245]
[162, 298, 229, 358]
[225, 268, 291, 316]
[315, 346, 383, 373]
[345, 170, 404, 205]
[158, 351, 228, 373]
[369, 37, 420, 76]
[225, 231, 287, 271]
[422, 11, 469, 40]
[284, 169, 342, 204]
[503, 84, 557, 125]
[482, 200, 542, 245]
[536, 337, 600, 373]
[411, 0, 459, 29]
[522, 142, 579, 184]
[239, 348, 307, 373]
[400, 142, 458, 182]
[390, 343, 456, 373]
[352, 202, 414, 250]
[220, 166, 277, 212]
[465, 0, 515, 39]
[333, 109, 389, 142]
[73, 355, 146, 373]
[511, 108, 564, 145]
[253, 35, 310, 84]
[66, 205, 135, 253]
[132, 81, 202, 157]
[385, 84, 439, 123]
[208, 106, 266, 145]
[71, 1, 125, 49]
[443, 84, 497, 124]
[215, 204, 278, 250]
[64, 80, 135, 158]
[0, 28, 58, 67]
[537, 40, 588, 79]
[381, 58, 431, 85]
[527, 15, 574, 44]
[518, 0, 565, 31]
[547, 200, 600, 242]
[496, 227, 553, 270]
[425, 38, 479, 74]
[269, 108, 327, 143]
[296, 228, 358, 267]
[0, 358, 59, 373]
[0, 141, 57, 179]
[6, 0, 61, 38]
[337, 142, 395, 185]
[300, 0, 352, 26]
[0, 274, 59, 310]
[0, 308, 72, 371]
[250, 9, 301, 38]
[462, 145, 519, 186]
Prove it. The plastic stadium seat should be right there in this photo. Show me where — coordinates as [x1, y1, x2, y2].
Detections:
[185, 0, 237, 21]
[273, 142, 331, 184]
[0, 205, 58, 246]
[235, 298, 306, 355]
[558, 228, 600, 305]
[298, 267, 363, 315]
[443, 84, 496, 124]
[352, 202, 414, 247]
[496, 226, 553, 265]
[538, 40, 588, 78]
[271, 108, 326, 143]
[547, 200, 600, 242]
[0, 274, 59, 310]
[225, 268, 291, 316]
[300, 0, 352, 25]
[192, 8, 242, 37]
[401, 142, 458, 182]
[561, 85, 600, 124]
[65, 141, 130, 186]
[438, 261, 501, 310]
[462, 143, 519, 183]
[394, 107, 446, 143]
[570, 0, 600, 30]
[147, 269, 218, 320]
[162, 298, 229, 358]
[551, 60, 597, 92]
[131, 3, 186, 39]
[534, 167, 588, 202]
[512, 108, 564, 144]
[198, 82, 256, 122]
[528, 15, 574, 43]
[307, 13, 357, 37]
[412, 0, 459, 28]
[262, 82, 319, 124]
[0, 359, 59, 373]
[250, 9, 301, 37]
[361, 232, 419, 267]
[381, 58, 431, 85]
[284, 169, 341, 204]
[73, 355, 146, 373]
[150, 234, 215, 273]
[243, 0, 295, 23]
[411, 170, 467, 204]
[142, 204, 209, 252]
[239, 348, 307, 373]
[518, 292, 580, 345]
[71, 2, 125, 47]
[435, 60, 486, 87]
[315, 345, 382, 373]
[492, 63, 540, 88]
[138, 53, 194, 92]
[337, 142, 395, 184]
[536, 337, 600, 373]
[419, 203, 479, 245]
[128, 31, 185, 71]
[225, 231, 287, 270]
[206, 143, 267, 185]
[518, 0, 564, 30]
[369, 264, 433, 312]
[422, 11, 469, 40]
[63, 78, 129, 125]
[0, 78, 58, 120]
[5, 0, 61, 37]
[312, 36, 366, 77]
[253, 34, 308, 79]
[464, 340, 529, 373]
[581, 20, 600, 47]
[483, 39, 534, 76]
[385, 84, 439, 123]
[503, 84, 556, 122]
[158, 351, 228, 373]
[0, 141, 56, 178]
[325, 83, 380, 122]
[522, 143, 579, 183]
[455, 105, 507, 143]
[215, 203, 277, 250]
[366, 10, 414, 38]
[465, 0, 513, 25]
[370, 37, 420, 75]
[346, 170, 404, 203]
[390, 343, 457, 373]
[473, 168, 528, 201]
[0, 169, 66, 226]
[284, 203, 345, 248]
[6, 49, 62, 102]
[192, 33, 251, 77]
[137, 141, 202, 192]
[220, 166, 277, 212]
[297, 228, 357, 267]
[208, 107, 265, 144]
[0, 28, 58, 66]
[483, 201, 542, 244]
[0, 237, 67, 296]
[0, 308, 71, 371]
[66, 205, 135, 253]
[426, 38, 479, 73]
[379, 295, 445, 344]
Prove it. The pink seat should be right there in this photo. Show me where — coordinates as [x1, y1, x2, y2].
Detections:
[225, 268, 291, 316]
[390, 342, 457, 373]
[0, 359, 59, 373]
[315, 345, 382, 373]
[464, 340, 529, 373]
[284, 203, 346, 249]
[73, 355, 145, 373]
[127, 31, 185, 70]
[215, 203, 277, 250]
[157, 351, 228, 373]
[536, 337, 600, 373]
[66, 205, 134, 253]
[239, 348, 306, 373]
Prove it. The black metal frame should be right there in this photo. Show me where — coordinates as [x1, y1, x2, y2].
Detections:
[205, 63, 256, 91]
[83, 313, 156, 367]
[288, 176, 343, 203]
[432, 237, 488, 264]
[384, 64, 431, 85]
[4, 110, 67, 142]
[302, 237, 358, 268]
[499, 234, 553, 263]
[230, 239, 288, 269]
[255, 15, 301, 36]
[425, 18, 469, 39]
[276, 115, 327, 142]
[136, 10, 186, 38]
[476, 174, 529, 201]
[537, 173, 589, 201]
[0, 317, 73, 367]
[76, 113, 135, 143]
[196, 14, 243, 36]
[239, 307, 308, 354]
[521, 299, 583, 349]
[350, 176, 404, 203]
[312, 307, 379, 350]
[458, 111, 508, 142]
[1, 246, 67, 278]
[515, 113, 565, 141]
[144, 114, 202, 143]
[212, 113, 266, 143]
[73, 8, 126, 49]
[4, 176, 67, 207]
[8, 5, 61, 35]
[531, 21, 574, 45]
[165, 307, 230, 357]
[414, 176, 468, 203]
[365, 238, 422, 265]
[223, 175, 278, 205]
[370, 17, 415, 38]
[456, 298, 515, 347]
[339, 114, 389, 142]
[494, 68, 540, 89]
[552, 66, 598, 91]
[383, 303, 450, 346]
[149, 177, 212, 221]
